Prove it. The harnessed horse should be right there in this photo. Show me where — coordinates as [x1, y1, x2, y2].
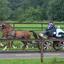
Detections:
[0, 23, 39, 51]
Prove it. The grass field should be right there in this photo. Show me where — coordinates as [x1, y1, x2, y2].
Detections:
[0, 58, 64, 64]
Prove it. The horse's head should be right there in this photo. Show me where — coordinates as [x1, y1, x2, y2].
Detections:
[0, 23, 6, 30]
[0, 22, 14, 33]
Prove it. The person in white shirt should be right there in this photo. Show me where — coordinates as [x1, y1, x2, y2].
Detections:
[56, 26, 64, 38]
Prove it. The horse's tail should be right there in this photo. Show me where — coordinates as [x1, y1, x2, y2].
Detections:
[29, 30, 38, 39]
[29, 31, 41, 50]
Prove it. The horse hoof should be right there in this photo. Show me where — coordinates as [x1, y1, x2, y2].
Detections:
[21, 50, 23, 51]
[7, 49, 10, 51]
[2, 50, 5, 51]
[14, 47, 17, 49]
[16, 47, 18, 48]
[26, 50, 28, 51]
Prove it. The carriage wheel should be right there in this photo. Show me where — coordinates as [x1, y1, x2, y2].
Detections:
[59, 41, 64, 51]
[43, 41, 52, 51]
[53, 41, 60, 51]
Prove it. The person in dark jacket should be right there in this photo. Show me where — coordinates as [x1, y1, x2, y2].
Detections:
[39, 21, 56, 38]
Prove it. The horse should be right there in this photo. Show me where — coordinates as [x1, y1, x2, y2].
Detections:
[0, 24, 17, 50]
[0, 23, 39, 51]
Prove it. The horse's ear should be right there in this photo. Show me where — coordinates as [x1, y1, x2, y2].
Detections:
[3, 23, 5, 25]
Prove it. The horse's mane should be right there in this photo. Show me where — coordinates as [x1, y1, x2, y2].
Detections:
[3, 22, 14, 29]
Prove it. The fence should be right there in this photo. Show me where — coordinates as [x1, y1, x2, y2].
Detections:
[0, 38, 64, 63]
[0, 38, 43, 63]
[8, 23, 64, 31]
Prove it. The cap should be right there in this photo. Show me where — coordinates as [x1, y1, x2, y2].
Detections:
[49, 21, 53, 23]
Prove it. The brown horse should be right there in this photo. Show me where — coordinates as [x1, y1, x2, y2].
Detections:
[0, 23, 38, 51]
[0, 23, 17, 50]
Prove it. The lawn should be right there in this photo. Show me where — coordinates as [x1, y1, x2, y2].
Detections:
[0, 58, 64, 64]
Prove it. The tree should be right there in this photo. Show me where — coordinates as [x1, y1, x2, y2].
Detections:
[19, 6, 43, 22]
[47, 0, 64, 21]
[0, 0, 12, 22]
[8, 0, 24, 20]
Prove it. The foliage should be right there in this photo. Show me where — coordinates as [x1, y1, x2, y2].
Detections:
[47, 0, 64, 21]
[19, 6, 43, 22]
[0, 0, 12, 22]
[0, 0, 64, 22]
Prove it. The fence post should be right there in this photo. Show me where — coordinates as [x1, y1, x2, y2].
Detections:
[41, 39, 43, 63]
[41, 23, 43, 31]
[13, 23, 15, 28]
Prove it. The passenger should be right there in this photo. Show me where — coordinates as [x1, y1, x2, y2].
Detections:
[56, 26, 64, 38]
[39, 21, 56, 38]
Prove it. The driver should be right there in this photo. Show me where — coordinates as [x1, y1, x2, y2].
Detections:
[39, 21, 56, 38]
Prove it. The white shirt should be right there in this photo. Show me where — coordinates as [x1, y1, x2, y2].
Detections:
[56, 29, 64, 37]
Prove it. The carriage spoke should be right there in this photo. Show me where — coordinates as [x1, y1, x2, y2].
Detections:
[60, 44, 63, 46]
[46, 42, 48, 44]
[48, 43, 50, 45]
[60, 46, 63, 48]
[47, 47, 49, 49]
[49, 46, 51, 48]
[44, 47, 46, 49]
[60, 42, 64, 50]
[44, 44, 46, 46]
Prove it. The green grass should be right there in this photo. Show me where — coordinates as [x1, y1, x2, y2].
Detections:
[0, 47, 39, 51]
[0, 58, 64, 64]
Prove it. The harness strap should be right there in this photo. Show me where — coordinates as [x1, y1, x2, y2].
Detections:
[1, 29, 16, 38]
[14, 30, 16, 37]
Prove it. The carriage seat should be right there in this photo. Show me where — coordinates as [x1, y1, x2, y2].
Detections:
[49, 32, 56, 38]
[45, 29, 56, 39]
[48, 32, 57, 39]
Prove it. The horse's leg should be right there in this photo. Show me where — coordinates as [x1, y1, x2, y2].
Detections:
[23, 44, 27, 51]
[20, 43, 24, 50]
[28, 41, 34, 48]
[3, 45, 7, 51]
[11, 41, 17, 49]
[0, 41, 4, 47]
[7, 41, 10, 51]
[22, 41, 27, 51]
[36, 41, 41, 50]
[3, 41, 10, 51]
[3, 42, 8, 51]
[26, 43, 28, 51]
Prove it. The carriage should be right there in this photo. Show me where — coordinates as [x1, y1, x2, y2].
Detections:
[37, 29, 64, 51]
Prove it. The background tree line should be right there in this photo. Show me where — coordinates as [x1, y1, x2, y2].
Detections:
[0, 0, 64, 22]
